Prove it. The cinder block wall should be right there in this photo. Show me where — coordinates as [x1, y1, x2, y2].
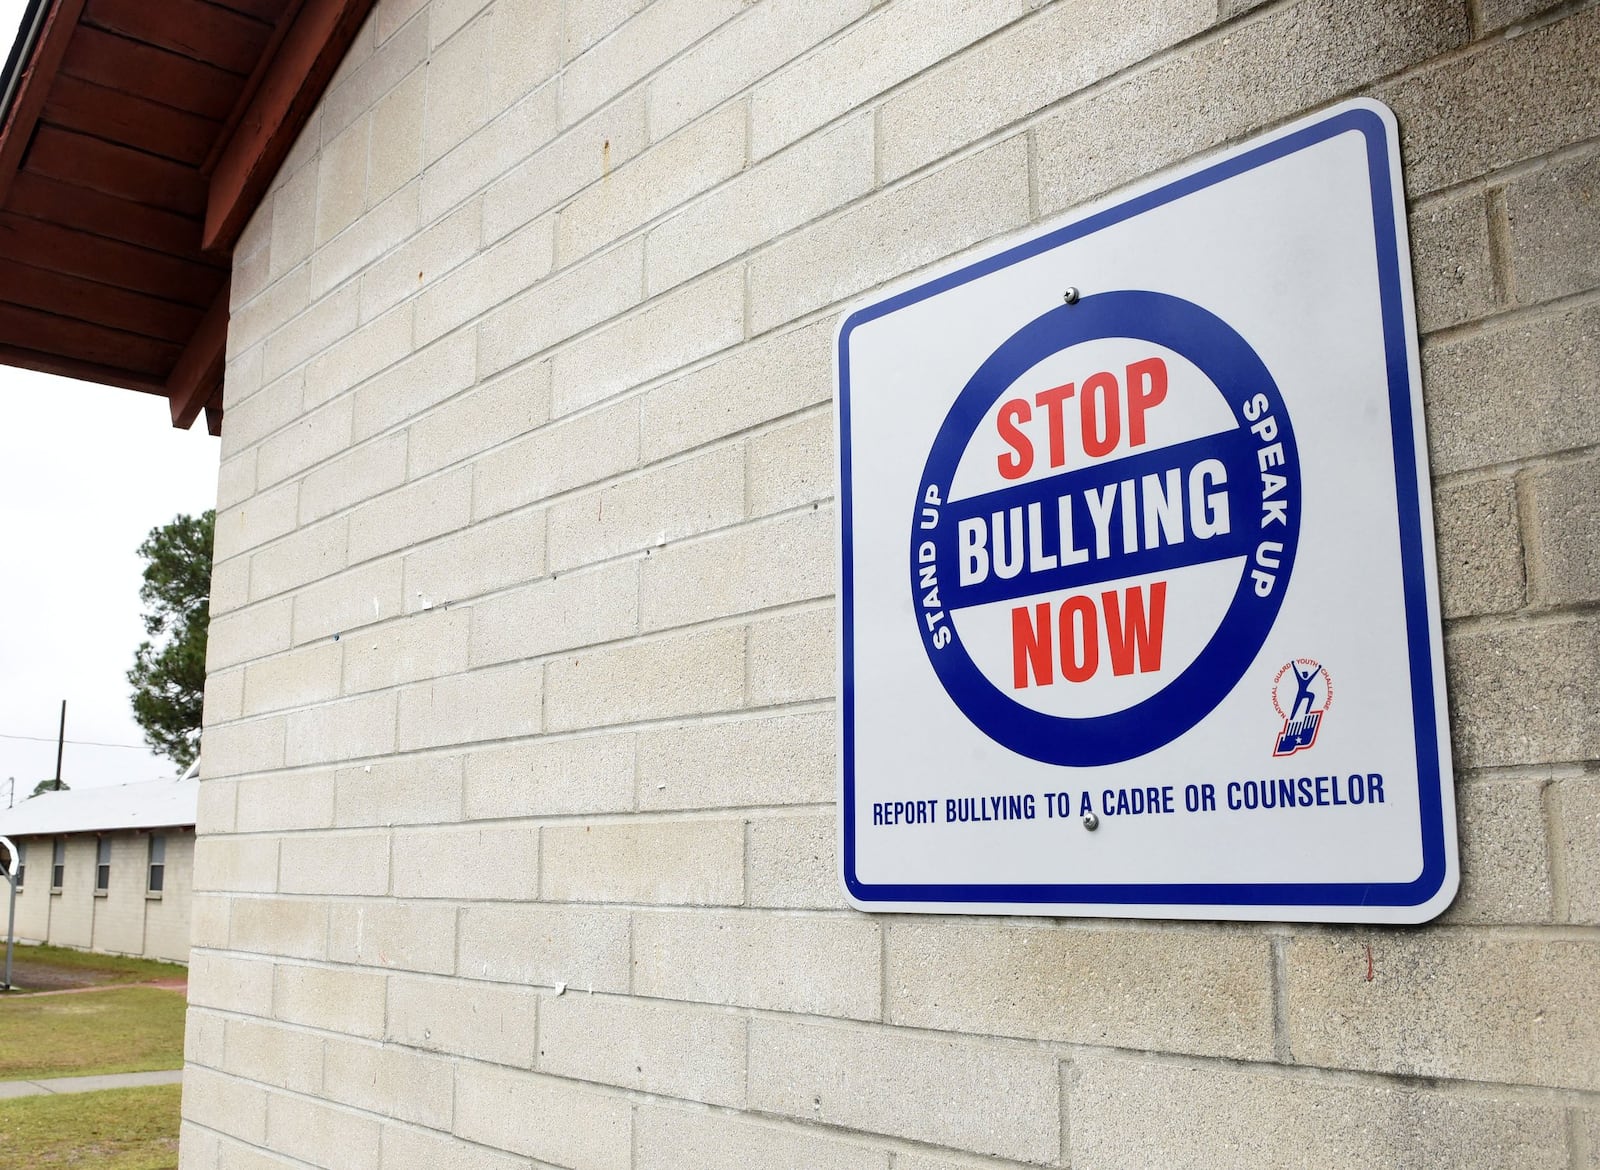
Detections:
[183, 0, 1600, 1166]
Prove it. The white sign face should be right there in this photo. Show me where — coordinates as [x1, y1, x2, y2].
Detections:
[836, 100, 1457, 923]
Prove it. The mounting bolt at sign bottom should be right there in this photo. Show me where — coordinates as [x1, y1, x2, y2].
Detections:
[1082, 812, 1099, 831]
[1062, 286, 1081, 304]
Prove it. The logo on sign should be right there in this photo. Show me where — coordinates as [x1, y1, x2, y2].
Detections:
[909, 291, 1301, 767]
[1271, 659, 1333, 756]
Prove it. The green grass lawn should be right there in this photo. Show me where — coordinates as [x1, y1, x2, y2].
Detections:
[0, 987, 186, 1081]
[0, 1084, 180, 1169]
[3, 943, 187, 988]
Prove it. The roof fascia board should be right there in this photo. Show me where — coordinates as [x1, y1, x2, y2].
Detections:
[166, 276, 230, 428]
[0, 0, 87, 210]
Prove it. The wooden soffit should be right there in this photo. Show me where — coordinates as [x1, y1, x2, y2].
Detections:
[0, 0, 375, 432]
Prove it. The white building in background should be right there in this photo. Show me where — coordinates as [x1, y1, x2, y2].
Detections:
[0, 776, 196, 964]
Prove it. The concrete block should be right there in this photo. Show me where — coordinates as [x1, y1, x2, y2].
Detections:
[558, 0, 745, 129]
[215, 481, 299, 562]
[210, 557, 251, 620]
[747, 812, 843, 909]
[542, 817, 745, 905]
[1525, 455, 1600, 607]
[425, 12, 494, 163]
[1035, 0, 1465, 216]
[414, 215, 555, 346]
[641, 507, 834, 631]
[231, 239, 273, 316]
[539, 994, 747, 1106]
[315, 115, 370, 246]
[351, 331, 477, 441]
[749, 135, 1029, 334]
[887, 920, 1275, 1060]
[224, 341, 264, 404]
[189, 950, 276, 1015]
[481, 90, 647, 244]
[386, 972, 537, 1065]
[303, 302, 414, 410]
[747, 603, 835, 706]
[234, 768, 337, 832]
[650, 113, 872, 298]
[291, 558, 405, 645]
[1409, 188, 1497, 334]
[462, 731, 636, 820]
[408, 361, 551, 478]
[1476, 0, 1569, 31]
[639, 319, 833, 462]
[307, 182, 420, 302]
[1556, 775, 1600, 924]
[228, 896, 329, 962]
[476, 237, 646, 377]
[257, 395, 354, 489]
[401, 507, 548, 610]
[321, 8, 427, 141]
[395, 660, 543, 750]
[895, 1156, 1040, 1170]
[1285, 931, 1600, 1089]
[748, 409, 832, 516]
[190, 893, 233, 949]
[268, 160, 316, 282]
[342, 606, 471, 693]
[193, 835, 280, 894]
[285, 690, 398, 766]
[632, 909, 879, 1019]
[1423, 301, 1600, 476]
[1507, 149, 1600, 306]
[749, 0, 1026, 161]
[360, 197, 482, 324]
[429, 0, 491, 48]
[471, 397, 639, 522]
[223, 1015, 324, 1094]
[487, 0, 562, 115]
[647, 0, 867, 142]
[198, 714, 288, 780]
[391, 823, 540, 900]
[633, 1104, 889, 1170]
[327, 899, 456, 973]
[183, 1005, 227, 1066]
[556, 103, 746, 266]
[321, 1035, 453, 1129]
[248, 517, 348, 603]
[468, 558, 639, 665]
[378, 1124, 527, 1170]
[563, 0, 649, 59]
[1447, 618, 1600, 768]
[182, 1066, 269, 1146]
[546, 444, 745, 573]
[878, 0, 1212, 183]
[418, 81, 560, 225]
[334, 753, 466, 828]
[549, 266, 745, 417]
[1440, 778, 1553, 924]
[346, 467, 472, 564]
[216, 451, 257, 512]
[221, 371, 305, 462]
[299, 431, 410, 527]
[1431, 476, 1525, 618]
[457, 903, 630, 990]
[196, 775, 240, 833]
[637, 710, 834, 811]
[367, 64, 424, 208]
[266, 1091, 381, 1170]
[1380, 6, 1600, 197]
[242, 643, 343, 718]
[747, 1018, 1059, 1163]
[274, 962, 387, 1038]
[453, 1064, 631, 1169]
[545, 625, 746, 731]
[278, 828, 391, 897]
[229, 264, 311, 367]
[1068, 1050, 1571, 1169]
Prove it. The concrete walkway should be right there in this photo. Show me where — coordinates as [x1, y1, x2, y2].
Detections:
[0, 1068, 182, 1099]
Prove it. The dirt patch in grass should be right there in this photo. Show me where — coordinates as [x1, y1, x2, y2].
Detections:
[0, 987, 186, 1081]
[1, 944, 186, 993]
[0, 1083, 180, 1169]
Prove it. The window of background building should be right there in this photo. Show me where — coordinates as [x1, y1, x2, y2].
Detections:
[147, 835, 165, 894]
[51, 838, 64, 890]
[95, 837, 110, 892]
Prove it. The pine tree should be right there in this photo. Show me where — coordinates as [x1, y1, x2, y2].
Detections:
[127, 510, 214, 769]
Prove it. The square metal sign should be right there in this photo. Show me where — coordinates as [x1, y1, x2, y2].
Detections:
[835, 99, 1457, 923]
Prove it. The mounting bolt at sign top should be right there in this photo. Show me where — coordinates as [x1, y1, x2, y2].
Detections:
[1062, 286, 1081, 305]
[1082, 811, 1099, 831]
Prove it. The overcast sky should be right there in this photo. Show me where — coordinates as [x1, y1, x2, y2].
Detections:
[0, 0, 220, 802]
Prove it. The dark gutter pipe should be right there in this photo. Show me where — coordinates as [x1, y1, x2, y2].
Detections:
[0, 0, 52, 138]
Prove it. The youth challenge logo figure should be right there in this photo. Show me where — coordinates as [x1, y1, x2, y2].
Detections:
[1272, 659, 1333, 755]
[911, 291, 1301, 767]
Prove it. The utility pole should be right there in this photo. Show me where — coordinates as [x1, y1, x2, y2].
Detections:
[53, 700, 65, 791]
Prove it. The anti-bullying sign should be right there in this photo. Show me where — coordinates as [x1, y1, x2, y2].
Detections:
[835, 100, 1457, 922]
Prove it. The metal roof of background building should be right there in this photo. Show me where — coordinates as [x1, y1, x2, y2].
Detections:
[0, 773, 197, 836]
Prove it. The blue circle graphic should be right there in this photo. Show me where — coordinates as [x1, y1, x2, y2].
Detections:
[910, 290, 1300, 766]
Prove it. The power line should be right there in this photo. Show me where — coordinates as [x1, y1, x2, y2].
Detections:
[0, 732, 151, 751]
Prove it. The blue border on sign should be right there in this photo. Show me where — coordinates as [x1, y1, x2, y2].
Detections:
[837, 104, 1449, 911]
